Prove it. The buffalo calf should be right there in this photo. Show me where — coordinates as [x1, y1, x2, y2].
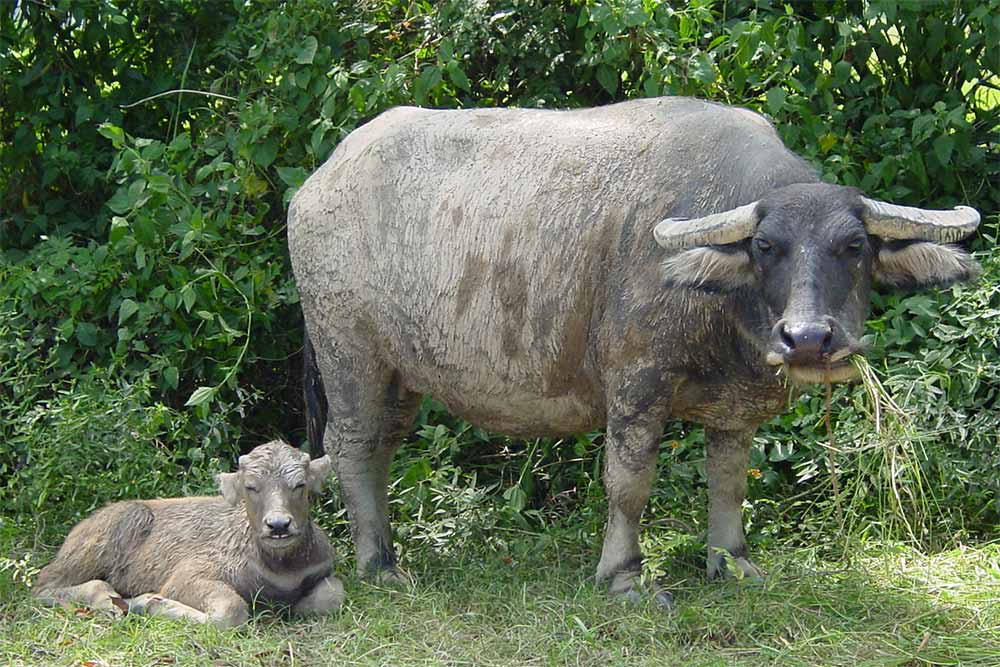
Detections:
[34, 441, 342, 627]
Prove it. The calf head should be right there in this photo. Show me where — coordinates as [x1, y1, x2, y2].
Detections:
[217, 440, 331, 552]
[655, 183, 980, 384]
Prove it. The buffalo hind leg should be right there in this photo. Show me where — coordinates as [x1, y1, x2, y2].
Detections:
[331, 383, 420, 583]
[312, 340, 420, 582]
[596, 411, 672, 608]
[34, 580, 126, 615]
[705, 427, 764, 581]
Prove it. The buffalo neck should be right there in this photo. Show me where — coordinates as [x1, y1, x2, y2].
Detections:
[254, 520, 320, 571]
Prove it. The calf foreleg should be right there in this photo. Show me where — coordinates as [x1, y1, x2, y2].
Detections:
[159, 573, 250, 628]
[126, 593, 209, 624]
[293, 575, 345, 615]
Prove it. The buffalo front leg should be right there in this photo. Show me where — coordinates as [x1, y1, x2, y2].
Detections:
[126, 593, 210, 624]
[705, 427, 764, 581]
[158, 574, 250, 628]
[596, 412, 671, 606]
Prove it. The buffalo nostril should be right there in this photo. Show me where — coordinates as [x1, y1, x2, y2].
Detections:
[780, 324, 796, 351]
[780, 322, 834, 359]
[265, 516, 291, 533]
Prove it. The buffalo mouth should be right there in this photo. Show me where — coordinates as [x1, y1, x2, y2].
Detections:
[765, 350, 860, 384]
[262, 530, 301, 548]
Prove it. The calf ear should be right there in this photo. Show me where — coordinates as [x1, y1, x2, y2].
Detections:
[874, 241, 981, 289]
[217, 472, 241, 506]
[662, 245, 754, 291]
[308, 455, 332, 493]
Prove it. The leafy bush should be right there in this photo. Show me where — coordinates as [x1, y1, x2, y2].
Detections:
[0, 238, 242, 536]
[0, 367, 240, 539]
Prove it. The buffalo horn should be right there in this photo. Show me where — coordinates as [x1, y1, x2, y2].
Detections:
[652, 202, 759, 250]
[861, 197, 980, 243]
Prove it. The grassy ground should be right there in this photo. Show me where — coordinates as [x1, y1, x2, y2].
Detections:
[2, 531, 998, 667]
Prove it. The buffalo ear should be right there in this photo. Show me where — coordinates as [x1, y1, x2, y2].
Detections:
[874, 240, 981, 289]
[661, 245, 754, 291]
[217, 472, 241, 506]
[307, 455, 332, 493]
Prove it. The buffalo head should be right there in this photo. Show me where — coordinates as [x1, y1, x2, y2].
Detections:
[654, 183, 980, 384]
[217, 441, 331, 552]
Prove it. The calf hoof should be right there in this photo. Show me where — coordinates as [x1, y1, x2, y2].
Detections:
[207, 598, 249, 629]
[36, 580, 128, 617]
[78, 592, 129, 617]
[126, 593, 164, 615]
[79, 593, 128, 617]
[607, 572, 674, 610]
[707, 552, 765, 582]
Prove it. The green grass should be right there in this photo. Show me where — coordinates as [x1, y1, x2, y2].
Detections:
[3, 532, 999, 667]
[3, 357, 996, 666]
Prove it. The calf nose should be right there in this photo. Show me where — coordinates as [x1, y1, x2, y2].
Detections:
[778, 321, 833, 362]
[264, 514, 292, 534]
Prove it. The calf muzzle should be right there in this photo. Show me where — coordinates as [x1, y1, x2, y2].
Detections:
[262, 512, 298, 545]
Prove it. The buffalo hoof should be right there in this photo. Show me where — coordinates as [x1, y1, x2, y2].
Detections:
[126, 593, 163, 615]
[371, 565, 412, 587]
[80, 593, 129, 617]
[608, 572, 675, 610]
[77, 593, 129, 617]
[295, 576, 345, 615]
[707, 552, 766, 582]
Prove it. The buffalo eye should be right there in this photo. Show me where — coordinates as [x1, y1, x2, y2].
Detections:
[755, 238, 773, 253]
[245, 485, 259, 494]
[843, 237, 865, 255]
[293, 482, 306, 491]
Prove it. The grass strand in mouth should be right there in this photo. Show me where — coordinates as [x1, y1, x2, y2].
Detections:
[823, 369, 846, 546]
[845, 355, 938, 546]
[797, 356, 945, 551]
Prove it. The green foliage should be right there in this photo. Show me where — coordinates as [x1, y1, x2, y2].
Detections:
[0, 368, 238, 538]
[742, 245, 1000, 548]
[1, 0, 997, 547]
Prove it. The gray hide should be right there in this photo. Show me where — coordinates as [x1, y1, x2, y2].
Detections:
[289, 97, 980, 601]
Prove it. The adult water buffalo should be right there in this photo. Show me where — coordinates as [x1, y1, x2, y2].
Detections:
[288, 97, 979, 603]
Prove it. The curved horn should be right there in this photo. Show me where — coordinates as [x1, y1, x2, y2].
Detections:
[861, 197, 980, 243]
[653, 202, 759, 250]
